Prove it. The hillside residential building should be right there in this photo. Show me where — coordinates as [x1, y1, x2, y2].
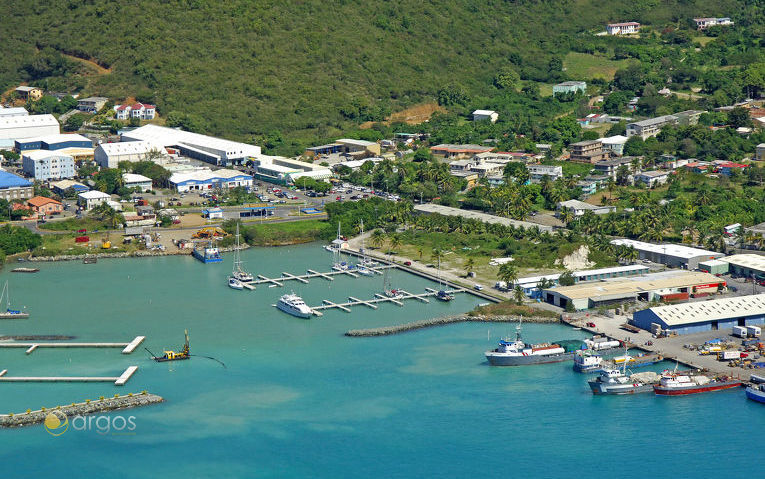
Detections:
[77, 190, 111, 210]
[626, 115, 677, 139]
[634, 170, 670, 188]
[528, 164, 563, 183]
[169, 169, 253, 192]
[77, 97, 108, 113]
[22, 150, 76, 180]
[594, 156, 638, 179]
[553, 81, 586, 95]
[557, 199, 615, 217]
[568, 140, 608, 163]
[472, 110, 499, 123]
[27, 196, 62, 217]
[600, 135, 629, 156]
[606, 22, 640, 34]
[429, 144, 494, 159]
[755, 144, 765, 162]
[14, 86, 43, 101]
[0, 171, 33, 201]
[122, 173, 153, 192]
[694, 17, 734, 30]
[0, 114, 60, 141]
[114, 103, 156, 120]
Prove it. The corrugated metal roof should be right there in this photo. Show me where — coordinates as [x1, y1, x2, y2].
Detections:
[645, 294, 765, 326]
[0, 171, 32, 188]
[719, 254, 765, 272]
[549, 271, 721, 300]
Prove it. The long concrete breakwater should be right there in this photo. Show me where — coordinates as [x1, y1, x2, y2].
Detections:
[0, 391, 164, 428]
[345, 314, 559, 337]
[28, 243, 250, 262]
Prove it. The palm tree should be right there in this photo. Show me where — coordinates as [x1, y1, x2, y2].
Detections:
[497, 263, 518, 287]
[464, 257, 475, 276]
[513, 285, 526, 305]
[417, 247, 423, 260]
[388, 233, 402, 254]
[369, 229, 385, 249]
[558, 207, 574, 225]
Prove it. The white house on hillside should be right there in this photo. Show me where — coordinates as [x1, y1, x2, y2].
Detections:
[607, 22, 640, 34]
[472, 110, 499, 123]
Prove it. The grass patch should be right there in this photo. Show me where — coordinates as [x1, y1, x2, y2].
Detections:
[563, 52, 632, 80]
[32, 232, 133, 257]
[240, 219, 334, 246]
[541, 160, 594, 177]
[39, 217, 111, 232]
[468, 301, 559, 318]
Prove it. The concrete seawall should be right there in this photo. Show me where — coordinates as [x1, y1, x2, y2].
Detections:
[345, 314, 559, 337]
[0, 392, 163, 428]
[29, 243, 250, 263]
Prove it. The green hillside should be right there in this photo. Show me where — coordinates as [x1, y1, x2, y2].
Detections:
[0, 0, 753, 152]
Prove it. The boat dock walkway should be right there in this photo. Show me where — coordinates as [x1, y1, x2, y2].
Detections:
[0, 336, 145, 355]
[310, 288, 464, 316]
[253, 265, 395, 287]
[0, 365, 139, 386]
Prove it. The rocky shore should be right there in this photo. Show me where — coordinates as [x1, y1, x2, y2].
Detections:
[345, 314, 561, 337]
[0, 392, 164, 428]
[28, 243, 249, 262]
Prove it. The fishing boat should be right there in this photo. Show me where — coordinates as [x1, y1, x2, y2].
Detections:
[228, 277, 244, 290]
[486, 318, 573, 366]
[149, 330, 190, 362]
[653, 369, 742, 396]
[573, 349, 604, 372]
[588, 367, 661, 395]
[193, 240, 222, 263]
[745, 383, 765, 404]
[277, 293, 313, 318]
[11, 267, 39, 273]
[229, 223, 254, 284]
[0, 281, 29, 319]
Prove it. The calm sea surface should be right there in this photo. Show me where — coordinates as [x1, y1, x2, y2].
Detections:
[0, 243, 761, 477]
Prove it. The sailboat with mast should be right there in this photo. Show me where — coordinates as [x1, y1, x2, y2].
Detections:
[381, 262, 402, 298]
[0, 281, 29, 319]
[434, 254, 453, 301]
[331, 222, 354, 272]
[355, 219, 375, 276]
[228, 223, 254, 290]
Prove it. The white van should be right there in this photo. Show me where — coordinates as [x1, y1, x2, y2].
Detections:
[747, 325, 762, 338]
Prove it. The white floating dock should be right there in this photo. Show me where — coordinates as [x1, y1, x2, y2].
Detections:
[122, 336, 145, 354]
[0, 336, 146, 355]
[312, 288, 461, 312]
[253, 265, 394, 286]
[307, 269, 334, 281]
[0, 366, 139, 386]
[241, 282, 256, 290]
[282, 272, 309, 284]
[348, 296, 378, 310]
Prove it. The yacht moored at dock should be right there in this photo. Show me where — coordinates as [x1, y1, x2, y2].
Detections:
[228, 277, 244, 290]
[277, 293, 313, 318]
[229, 223, 254, 284]
[0, 281, 28, 320]
[486, 319, 571, 366]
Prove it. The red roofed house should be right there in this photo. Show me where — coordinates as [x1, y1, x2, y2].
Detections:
[27, 196, 63, 218]
[114, 103, 156, 120]
[718, 162, 748, 176]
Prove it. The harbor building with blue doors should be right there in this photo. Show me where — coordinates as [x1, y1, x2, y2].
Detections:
[632, 294, 765, 335]
[15, 134, 93, 151]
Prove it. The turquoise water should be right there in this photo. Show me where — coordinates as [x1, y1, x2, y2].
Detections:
[0, 243, 762, 477]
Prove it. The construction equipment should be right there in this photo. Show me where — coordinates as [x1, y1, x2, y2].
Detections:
[191, 227, 228, 239]
[102, 232, 111, 249]
[146, 330, 190, 362]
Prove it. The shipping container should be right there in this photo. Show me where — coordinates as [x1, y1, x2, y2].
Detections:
[718, 351, 741, 360]
[733, 326, 749, 338]
[747, 326, 762, 338]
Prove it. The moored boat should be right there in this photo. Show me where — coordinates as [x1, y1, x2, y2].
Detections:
[653, 370, 742, 396]
[436, 290, 454, 302]
[588, 368, 660, 395]
[277, 293, 313, 318]
[229, 224, 254, 285]
[745, 384, 765, 404]
[608, 351, 663, 369]
[228, 277, 244, 290]
[486, 319, 574, 366]
[193, 241, 222, 263]
[11, 267, 39, 273]
[0, 281, 29, 320]
[573, 349, 603, 372]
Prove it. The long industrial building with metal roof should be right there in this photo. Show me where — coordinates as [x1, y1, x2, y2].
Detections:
[542, 270, 725, 311]
[609, 238, 723, 269]
[718, 254, 765, 279]
[632, 294, 765, 335]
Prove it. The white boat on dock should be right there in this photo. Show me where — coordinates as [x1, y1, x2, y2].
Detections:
[0, 281, 28, 320]
[276, 293, 314, 318]
[229, 224, 254, 288]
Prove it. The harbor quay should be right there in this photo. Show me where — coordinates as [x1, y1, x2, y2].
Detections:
[569, 313, 758, 382]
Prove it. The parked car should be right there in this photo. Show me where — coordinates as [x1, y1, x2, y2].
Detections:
[403, 261, 412, 266]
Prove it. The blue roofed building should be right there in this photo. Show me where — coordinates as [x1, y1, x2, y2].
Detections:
[0, 170, 34, 201]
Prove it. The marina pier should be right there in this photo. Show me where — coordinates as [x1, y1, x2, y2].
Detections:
[253, 265, 394, 287]
[0, 365, 139, 386]
[0, 336, 145, 355]
[309, 288, 465, 316]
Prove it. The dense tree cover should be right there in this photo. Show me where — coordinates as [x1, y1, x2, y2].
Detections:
[0, 0, 754, 155]
[120, 160, 171, 188]
[0, 225, 42, 256]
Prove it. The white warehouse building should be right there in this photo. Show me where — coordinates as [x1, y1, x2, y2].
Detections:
[0, 114, 60, 140]
[121, 125, 261, 167]
[610, 239, 724, 269]
[169, 169, 253, 192]
[94, 141, 165, 168]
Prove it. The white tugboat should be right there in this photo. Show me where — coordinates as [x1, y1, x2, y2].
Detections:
[276, 293, 314, 318]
